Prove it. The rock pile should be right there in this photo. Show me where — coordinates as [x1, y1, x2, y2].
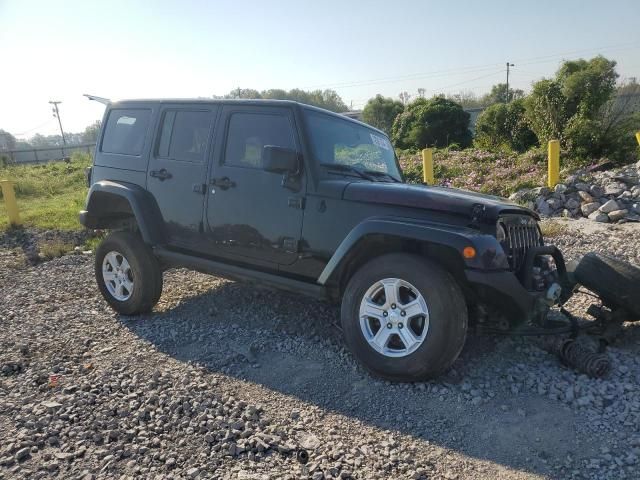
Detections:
[509, 160, 640, 223]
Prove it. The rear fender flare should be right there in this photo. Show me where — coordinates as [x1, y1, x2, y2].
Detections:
[83, 181, 165, 245]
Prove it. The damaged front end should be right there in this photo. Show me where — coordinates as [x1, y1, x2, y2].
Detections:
[469, 214, 640, 378]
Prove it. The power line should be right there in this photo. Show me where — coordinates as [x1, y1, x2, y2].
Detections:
[14, 119, 56, 136]
[307, 64, 504, 90]
[306, 41, 640, 91]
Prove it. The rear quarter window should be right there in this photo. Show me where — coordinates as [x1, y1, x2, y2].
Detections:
[101, 108, 151, 156]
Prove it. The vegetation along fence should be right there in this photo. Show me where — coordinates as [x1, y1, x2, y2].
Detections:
[0, 143, 96, 165]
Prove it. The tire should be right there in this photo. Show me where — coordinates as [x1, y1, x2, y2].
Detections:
[572, 252, 640, 320]
[95, 231, 163, 315]
[341, 253, 468, 382]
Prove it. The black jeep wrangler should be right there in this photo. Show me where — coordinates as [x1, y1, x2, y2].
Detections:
[81, 98, 640, 381]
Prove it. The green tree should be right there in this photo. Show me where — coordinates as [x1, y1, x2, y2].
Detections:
[0, 129, 16, 150]
[221, 88, 348, 112]
[362, 95, 405, 135]
[524, 55, 628, 160]
[481, 83, 525, 105]
[391, 96, 472, 150]
[82, 121, 101, 143]
[474, 99, 537, 152]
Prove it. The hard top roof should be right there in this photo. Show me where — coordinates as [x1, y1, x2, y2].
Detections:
[105, 98, 387, 136]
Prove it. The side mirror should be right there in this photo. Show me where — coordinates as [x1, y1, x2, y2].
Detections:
[263, 145, 299, 174]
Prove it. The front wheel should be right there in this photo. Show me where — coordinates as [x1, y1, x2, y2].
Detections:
[341, 253, 467, 382]
[95, 232, 163, 315]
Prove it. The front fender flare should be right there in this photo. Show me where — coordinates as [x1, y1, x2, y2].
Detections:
[317, 217, 508, 285]
[81, 180, 165, 245]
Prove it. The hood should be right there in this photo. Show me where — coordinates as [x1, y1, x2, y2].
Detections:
[343, 182, 536, 223]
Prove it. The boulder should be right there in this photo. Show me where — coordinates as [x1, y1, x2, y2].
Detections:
[509, 189, 533, 203]
[581, 202, 601, 216]
[532, 186, 551, 197]
[547, 197, 564, 210]
[604, 184, 624, 196]
[608, 209, 628, 222]
[565, 198, 580, 210]
[588, 211, 609, 223]
[590, 185, 605, 198]
[578, 191, 594, 203]
[599, 199, 620, 214]
[554, 183, 568, 194]
[535, 198, 553, 216]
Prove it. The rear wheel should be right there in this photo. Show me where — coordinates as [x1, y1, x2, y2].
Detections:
[95, 232, 163, 315]
[341, 253, 467, 382]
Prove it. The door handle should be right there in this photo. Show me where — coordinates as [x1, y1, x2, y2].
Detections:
[150, 168, 172, 181]
[210, 177, 236, 190]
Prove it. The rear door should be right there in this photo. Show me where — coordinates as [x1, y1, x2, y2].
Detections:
[147, 104, 218, 251]
[205, 105, 305, 265]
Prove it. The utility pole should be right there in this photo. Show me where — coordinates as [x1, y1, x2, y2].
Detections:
[49, 101, 67, 145]
[505, 62, 514, 103]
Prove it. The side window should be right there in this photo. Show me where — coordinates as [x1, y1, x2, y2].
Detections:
[101, 109, 151, 156]
[156, 110, 212, 162]
[224, 113, 295, 168]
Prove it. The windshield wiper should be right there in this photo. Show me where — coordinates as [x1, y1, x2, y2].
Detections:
[361, 170, 402, 183]
[320, 163, 377, 181]
[320, 163, 401, 182]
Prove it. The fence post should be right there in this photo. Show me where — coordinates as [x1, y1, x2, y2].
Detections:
[421, 148, 434, 184]
[547, 140, 560, 188]
[0, 180, 21, 226]
[636, 131, 640, 146]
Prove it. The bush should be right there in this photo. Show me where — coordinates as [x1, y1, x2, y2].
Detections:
[391, 97, 472, 150]
[362, 95, 404, 135]
[523, 55, 636, 164]
[474, 100, 537, 152]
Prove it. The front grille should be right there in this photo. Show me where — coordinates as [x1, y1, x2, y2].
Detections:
[499, 216, 543, 272]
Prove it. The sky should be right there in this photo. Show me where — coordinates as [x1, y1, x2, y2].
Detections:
[1, 0, 639, 139]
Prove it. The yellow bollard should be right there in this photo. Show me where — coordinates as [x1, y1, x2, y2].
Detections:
[0, 180, 21, 226]
[547, 140, 560, 188]
[636, 131, 640, 146]
[421, 148, 434, 185]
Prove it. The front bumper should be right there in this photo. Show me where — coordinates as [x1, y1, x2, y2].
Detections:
[464, 245, 569, 326]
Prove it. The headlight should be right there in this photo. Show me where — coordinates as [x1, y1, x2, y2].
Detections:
[496, 222, 507, 243]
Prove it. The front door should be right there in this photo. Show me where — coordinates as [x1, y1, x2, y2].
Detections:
[205, 106, 304, 265]
[147, 105, 218, 251]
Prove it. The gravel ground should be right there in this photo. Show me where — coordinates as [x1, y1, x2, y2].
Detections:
[1, 222, 639, 480]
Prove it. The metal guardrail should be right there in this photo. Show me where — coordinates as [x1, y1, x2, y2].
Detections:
[0, 143, 96, 165]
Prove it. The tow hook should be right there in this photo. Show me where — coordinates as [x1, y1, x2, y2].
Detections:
[545, 283, 562, 306]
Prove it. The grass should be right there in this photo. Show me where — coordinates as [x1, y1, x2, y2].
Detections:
[539, 219, 569, 237]
[0, 152, 90, 231]
[39, 239, 76, 260]
[398, 147, 587, 198]
[83, 235, 104, 252]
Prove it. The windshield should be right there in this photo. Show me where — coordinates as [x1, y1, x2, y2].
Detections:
[304, 109, 402, 180]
